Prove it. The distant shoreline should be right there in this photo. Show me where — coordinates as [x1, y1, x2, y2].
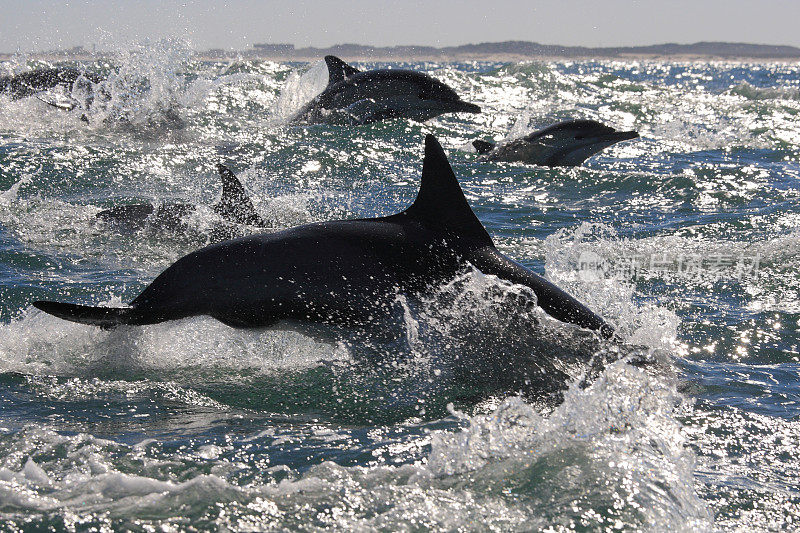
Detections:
[3, 41, 800, 63]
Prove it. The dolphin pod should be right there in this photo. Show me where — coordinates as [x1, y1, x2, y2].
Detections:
[34, 136, 613, 339]
[96, 164, 266, 230]
[291, 56, 481, 124]
[473, 119, 639, 167]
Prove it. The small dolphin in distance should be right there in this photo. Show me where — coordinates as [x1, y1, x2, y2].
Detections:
[96, 164, 266, 230]
[292, 56, 481, 124]
[473, 119, 639, 167]
[33, 136, 612, 339]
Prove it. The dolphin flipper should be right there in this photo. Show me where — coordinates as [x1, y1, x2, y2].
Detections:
[324, 56, 360, 85]
[32, 301, 135, 329]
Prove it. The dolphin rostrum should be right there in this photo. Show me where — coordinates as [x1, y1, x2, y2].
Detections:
[473, 119, 639, 167]
[96, 164, 266, 230]
[33, 136, 612, 338]
[291, 56, 481, 124]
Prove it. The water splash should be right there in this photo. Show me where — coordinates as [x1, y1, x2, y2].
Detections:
[0, 361, 711, 531]
[84, 39, 194, 129]
[2, 58, 799, 529]
[269, 59, 329, 123]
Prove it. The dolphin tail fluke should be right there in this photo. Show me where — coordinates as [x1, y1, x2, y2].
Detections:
[33, 301, 135, 329]
[472, 140, 494, 154]
[213, 163, 265, 227]
[324, 56, 360, 85]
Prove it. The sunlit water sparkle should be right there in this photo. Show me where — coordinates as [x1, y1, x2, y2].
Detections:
[0, 47, 798, 531]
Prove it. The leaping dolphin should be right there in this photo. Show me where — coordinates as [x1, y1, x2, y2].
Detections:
[0, 67, 103, 111]
[473, 119, 639, 167]
[33, 136, 612, 339]
[291, 56, 481, 124]
[96, 164, 266, 230]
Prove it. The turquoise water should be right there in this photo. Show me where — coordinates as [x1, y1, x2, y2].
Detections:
[0, 44, 799, 530]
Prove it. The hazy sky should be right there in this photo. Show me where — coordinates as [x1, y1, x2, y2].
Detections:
[3, 0, 800, 53]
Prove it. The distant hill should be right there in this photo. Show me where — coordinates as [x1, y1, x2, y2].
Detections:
[236, 41, 800, 61]
[5, 41, 800, 62]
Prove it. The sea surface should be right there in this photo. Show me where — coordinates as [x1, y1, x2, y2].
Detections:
[0, 43, 799, 531]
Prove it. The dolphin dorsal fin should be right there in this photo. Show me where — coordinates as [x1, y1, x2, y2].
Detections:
[324, 56, 360, 85]
[213, 164, 264, 226]
[405, 135, 493, 247]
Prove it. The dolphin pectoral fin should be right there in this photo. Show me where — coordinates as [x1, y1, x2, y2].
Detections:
[472, 140, 494, 154]
[324, 56, 361, 85]
[33, 301, 136, 329]
[213, 163, 265, 227]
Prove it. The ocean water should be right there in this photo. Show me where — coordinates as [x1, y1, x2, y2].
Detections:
[0, 43, 798, 531]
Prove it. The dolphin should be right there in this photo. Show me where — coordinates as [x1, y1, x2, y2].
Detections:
[96, 164, 266, 230]
[33, 135, 612, 339]
[0, 67, 104, 111]
[473, 119, 639, 167]
[291, 56, 481, 124]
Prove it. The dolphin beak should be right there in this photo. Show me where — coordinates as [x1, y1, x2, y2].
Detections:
[590, 130, 639, 146]
[454, 100, 481, 114]
[610, 130, 639, 142]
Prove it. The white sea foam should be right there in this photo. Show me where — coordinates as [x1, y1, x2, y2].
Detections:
[0, 309, 347, 379]
[0, 358, 711, 530]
